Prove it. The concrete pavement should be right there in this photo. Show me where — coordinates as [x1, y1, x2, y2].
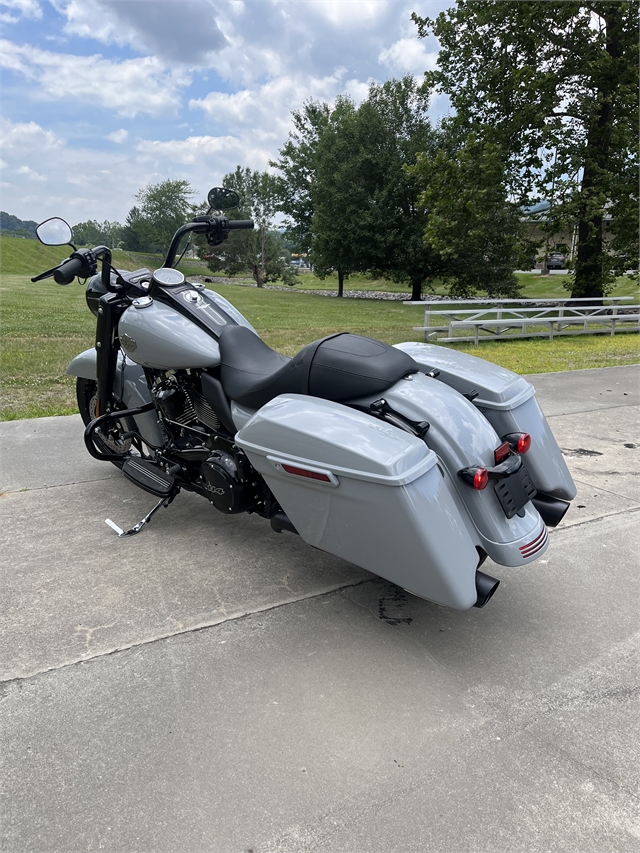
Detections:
[1, 365, 639, 852]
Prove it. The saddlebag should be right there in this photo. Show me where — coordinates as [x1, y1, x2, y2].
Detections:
[394, 342, 576, 501]
[235, 394, 481, 610]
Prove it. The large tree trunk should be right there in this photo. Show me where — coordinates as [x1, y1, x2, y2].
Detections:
[254, 264, 264, 288]
[410, 278, 423, 302]
[337, 269, 344, 297]
[572, 6, 621, 299]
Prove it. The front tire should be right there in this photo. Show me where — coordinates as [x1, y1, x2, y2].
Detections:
[76, 377, 133, 468]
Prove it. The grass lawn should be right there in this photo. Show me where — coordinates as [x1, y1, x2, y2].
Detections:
[1, 234, 638, 421]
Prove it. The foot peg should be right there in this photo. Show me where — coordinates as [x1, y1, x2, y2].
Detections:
[105, 492, 178, 538]
[122, 458, 176, 497]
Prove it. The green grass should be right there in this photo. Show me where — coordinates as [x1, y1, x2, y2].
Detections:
[1, 234, 638, 421]
[0, 234, 211, 279]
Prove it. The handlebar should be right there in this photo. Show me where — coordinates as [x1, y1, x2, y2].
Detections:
[53, 256, 85, 285]
[163, 215, 254, 268]
[32, 214, 255, 286]
[227, 220, 255, 230]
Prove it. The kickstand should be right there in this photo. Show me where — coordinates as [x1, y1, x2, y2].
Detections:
[105, 491, 178, 537]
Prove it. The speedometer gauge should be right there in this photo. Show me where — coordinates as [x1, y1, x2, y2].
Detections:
[152, 268, 185, 287]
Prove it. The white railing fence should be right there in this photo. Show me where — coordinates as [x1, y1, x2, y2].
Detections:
[404, 297, 639, 344]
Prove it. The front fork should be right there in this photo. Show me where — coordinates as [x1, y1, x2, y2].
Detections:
[95, 291, 129, 416]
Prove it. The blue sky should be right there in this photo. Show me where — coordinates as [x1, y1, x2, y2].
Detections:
[1, 0, 451, 224]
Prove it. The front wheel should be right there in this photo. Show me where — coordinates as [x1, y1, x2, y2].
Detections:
[76, 377, 133, 468]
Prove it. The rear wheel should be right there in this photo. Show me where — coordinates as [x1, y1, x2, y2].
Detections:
[76, 377, 133, 468]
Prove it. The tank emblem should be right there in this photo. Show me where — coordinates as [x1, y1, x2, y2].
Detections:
[120, 333, 137, 353]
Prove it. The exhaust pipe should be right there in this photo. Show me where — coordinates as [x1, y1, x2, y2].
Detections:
[532, 493, 570, 528]
[270, 511, 298, 535]
[474, 569, 500, 608]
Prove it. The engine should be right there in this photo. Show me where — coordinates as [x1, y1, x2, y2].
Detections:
[152, 371, 220, 434]
[151, 370, 261, 515]
[202, 448, 256, 513]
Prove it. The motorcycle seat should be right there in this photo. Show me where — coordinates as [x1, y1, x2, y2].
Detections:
[219, 325, 418, 410]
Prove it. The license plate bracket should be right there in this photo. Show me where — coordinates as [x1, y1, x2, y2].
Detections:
[494, 463, 537, 519]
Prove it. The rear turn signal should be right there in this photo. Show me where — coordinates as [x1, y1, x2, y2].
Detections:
[504, 432, 531, 454]
[458, 466, 489, 490]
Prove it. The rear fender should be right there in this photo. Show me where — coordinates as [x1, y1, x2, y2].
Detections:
[349, 372, 547, 566]
[394, 342, 575, 500]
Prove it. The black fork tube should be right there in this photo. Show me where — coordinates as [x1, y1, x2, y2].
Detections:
[95, 291, 126, 416]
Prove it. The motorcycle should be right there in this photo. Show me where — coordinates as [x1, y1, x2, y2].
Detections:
[32, 187, 576, 611]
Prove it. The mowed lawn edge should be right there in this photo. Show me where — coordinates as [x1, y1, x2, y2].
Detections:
[1, 272, 638, 421]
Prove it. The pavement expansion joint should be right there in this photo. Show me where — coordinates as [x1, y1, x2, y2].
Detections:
[549, 503, 640, 533]
[0, 577, 374, 687]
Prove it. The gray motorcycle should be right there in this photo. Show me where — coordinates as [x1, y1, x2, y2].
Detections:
[32, 187, 576, 611]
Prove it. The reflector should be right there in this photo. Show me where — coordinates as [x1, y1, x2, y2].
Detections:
[282, 464, 332, 482]
[494, 441, 510, 464]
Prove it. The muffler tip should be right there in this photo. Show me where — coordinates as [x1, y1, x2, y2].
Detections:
[531, 493, 571, 528]
[474, 569, 500, 608]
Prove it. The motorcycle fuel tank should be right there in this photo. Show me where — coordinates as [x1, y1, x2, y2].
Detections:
[118, 298, 221, 370]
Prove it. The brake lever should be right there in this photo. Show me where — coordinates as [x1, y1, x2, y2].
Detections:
[31, 263, 66, 283]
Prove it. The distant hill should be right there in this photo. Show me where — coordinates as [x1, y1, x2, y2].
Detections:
[1, 212, 38, 239]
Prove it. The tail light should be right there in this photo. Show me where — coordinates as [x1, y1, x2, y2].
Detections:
[504, 432, 531, 454]
[458, 467, 489, 490]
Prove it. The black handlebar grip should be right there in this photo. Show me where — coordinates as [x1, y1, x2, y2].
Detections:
[54, 256, 85, 285]
[227, 219, 254, 230]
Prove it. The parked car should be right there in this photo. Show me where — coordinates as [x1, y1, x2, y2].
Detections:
[546, 253, 566, 270]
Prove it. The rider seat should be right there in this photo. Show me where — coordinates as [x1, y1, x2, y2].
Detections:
[218, 325, 418, 410]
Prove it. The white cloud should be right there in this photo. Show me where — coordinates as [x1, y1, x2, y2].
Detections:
[0, 40, 190, 117]
[1, 0, 455, 224]
[1, 118, 63, 156]
[57, 0, 227, 65]
[190, 71, 351, 141]
[378, 38, 438, 75]
[312, 0, 387, 28]
[107, 128, 128, 143]
[16, 164, 47, 180]
[0, 0, 41, 20]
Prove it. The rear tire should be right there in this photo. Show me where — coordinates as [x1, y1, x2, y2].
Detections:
[76, 377, 133, 469]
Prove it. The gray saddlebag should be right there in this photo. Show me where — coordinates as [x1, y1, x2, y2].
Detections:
[235, 394, 482, 610]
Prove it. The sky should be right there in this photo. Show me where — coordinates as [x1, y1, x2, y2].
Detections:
[0, 0, 452, 225]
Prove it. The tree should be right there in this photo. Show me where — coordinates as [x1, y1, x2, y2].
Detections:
[310, 97, 370, 296]
[274, 78, 449, 300]
[272, 101, 330, 255]
[121, 180, 196, 254]
[202, 167, 295, 288]
[413, 135, 532, 297]
[353, 78, 449, 301]
[413, 2, 639, 298]
[72, 219, 123, 248]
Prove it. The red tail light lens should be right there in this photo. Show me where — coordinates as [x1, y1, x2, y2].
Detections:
[503, 432, 531, 455]
[459, 466, 489, 490]
[473, 468, 489, 490]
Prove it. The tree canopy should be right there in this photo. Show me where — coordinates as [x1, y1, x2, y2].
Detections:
[274, 76, 449, 299]
[121, 179, 196, 254]
[71, 219, 123, 249]
[201, 166, 295, 288]
[413, 1, 639, 297]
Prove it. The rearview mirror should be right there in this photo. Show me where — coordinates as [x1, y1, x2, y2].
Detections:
[36, 217, 73, 246]
[208, 187, 240, 211]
